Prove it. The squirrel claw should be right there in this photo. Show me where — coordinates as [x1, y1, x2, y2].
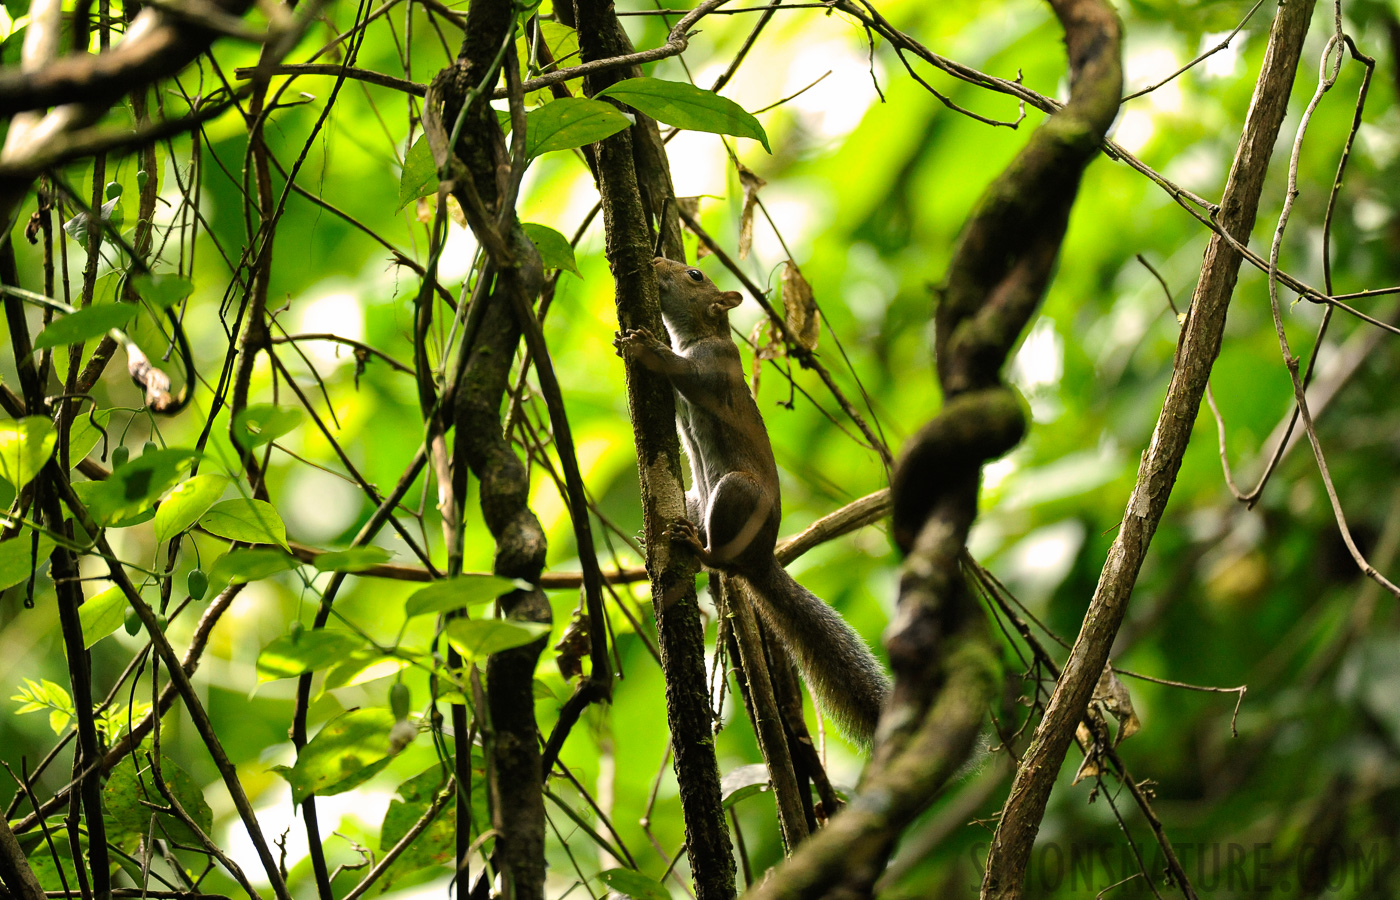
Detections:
[614, 327, 662, 357]
[665, 518, 706, 554]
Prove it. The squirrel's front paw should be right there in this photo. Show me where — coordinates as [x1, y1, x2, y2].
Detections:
[613, 327, 662, 359]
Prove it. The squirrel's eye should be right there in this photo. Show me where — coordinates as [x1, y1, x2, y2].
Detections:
[686, 268, 704, 282]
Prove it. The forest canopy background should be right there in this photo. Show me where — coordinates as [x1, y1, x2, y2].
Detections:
[2, 0, 1399, 897]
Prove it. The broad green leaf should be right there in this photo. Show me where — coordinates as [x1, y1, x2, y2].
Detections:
[521, 223, 580, 276]
[398, 135, 438, 210]
[131, 272, 194, 309]
[67, 408, 111, 464]
[598, 77, 771, 152]
[378, 758, 486, 888]
[405, 575, 520, 618]
[313, 546, 393, 572]
[103, 753, 213, 846]
[517, 21, 579, 104]
[518, 21, 579, 77]
[257, 629, 369, 681]
[210, 548, 300, 589]
[200, 498, 288, 549]
[524, 98, 630, 158]
[0, 416, 57, 490]
[33, 303, 138, 351]
[79, 448, 199, 527]
[277, 707, 396, 804]
[70, 480, 155, 529]
[322, 648, 412, 692]
[26, 834, 76, 893]
[78, 585, 128, 648]
[0, 531, 56, 591]
[720, 763, 771, 808]
[231, 404, 303, 450]
[154, 474, 229, 543]
[445, 618, 550, 660]
[596, 869, 670, 900]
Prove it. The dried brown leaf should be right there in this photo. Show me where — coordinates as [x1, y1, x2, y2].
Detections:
[554, 604, 590, 681]
[1094, 664, 1141, 746]
[737, 164, 765, 260]
[781, 259, 819, 351]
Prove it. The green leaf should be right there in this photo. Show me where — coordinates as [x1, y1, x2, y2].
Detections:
[104, 753, 214, 846]
[404, 575, 520, 618]
[517, 21, 579, 104]
[199, 498, 289, 549]
[312, 546, 393, 572]
[79, 448, 199, 527]
[231, 404, 303, 450]
[0, 416, 57, 490]
[521, 223, 580, 276]
[33, 303, 139, 351]
[398, 135, 439, 210]
[597, 76, 771, 152]
[63, 196, 123, 246]
[720, 763, 771, 808]
[153, 474, 228, 543]
[378, 759, 486, 888]
[67, 408, 111, 464]
[210, 548, 300, 589]
[278, 708, 396, 804]
[445, 618, 550, 660]
[257, 629, 369, 682]
[131, 273, 194, 309]
[70, 480, 155, 529]
[518, 21, 579, 77]
[322, 648, 412, 692]
[596, 869, 671, 900]
[0, 531, 56, 591]
[524, 98, 630, 158]
[78, 585, 129, 648]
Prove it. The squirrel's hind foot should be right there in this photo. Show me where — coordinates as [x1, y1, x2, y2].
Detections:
[664, 518, 709, 558]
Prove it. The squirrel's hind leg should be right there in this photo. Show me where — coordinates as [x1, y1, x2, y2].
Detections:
[701, 472, 775, 567]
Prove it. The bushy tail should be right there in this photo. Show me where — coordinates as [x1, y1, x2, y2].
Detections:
[740, 560, 890, 747]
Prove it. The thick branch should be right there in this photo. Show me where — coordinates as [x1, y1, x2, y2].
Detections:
[980, 1, 1316, 896]
[574, 0, 737, 896]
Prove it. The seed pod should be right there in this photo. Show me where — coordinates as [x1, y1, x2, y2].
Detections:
[389, 682, 411, 720]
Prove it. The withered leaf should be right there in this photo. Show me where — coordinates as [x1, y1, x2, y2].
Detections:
[781, 259, 819, 351]
[736, 164, 765, 260]
[749, 318, 781, 396]
[1093, 664, 1141, 746]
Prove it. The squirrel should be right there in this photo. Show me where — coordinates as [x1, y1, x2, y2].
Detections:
[614, 256, 891, 746]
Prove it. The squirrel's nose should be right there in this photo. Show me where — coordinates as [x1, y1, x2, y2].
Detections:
[652, 257, 665, 268]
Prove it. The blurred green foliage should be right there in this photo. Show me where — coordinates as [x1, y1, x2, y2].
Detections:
[2, 0, 1400, 896]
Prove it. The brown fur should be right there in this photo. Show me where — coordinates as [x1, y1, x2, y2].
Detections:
[614, 258, 891, 746]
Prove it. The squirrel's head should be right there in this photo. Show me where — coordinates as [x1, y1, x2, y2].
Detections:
[653, 257, 742, 342]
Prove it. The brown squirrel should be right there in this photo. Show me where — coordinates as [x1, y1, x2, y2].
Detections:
[614, 257, 890, 746]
